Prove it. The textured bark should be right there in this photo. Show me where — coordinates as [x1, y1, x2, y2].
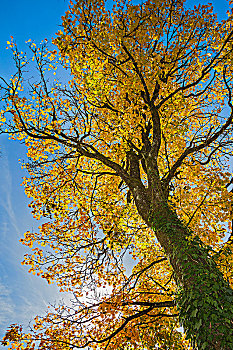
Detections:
[130, 181, 233, 349]
[150, 209, 233, 349]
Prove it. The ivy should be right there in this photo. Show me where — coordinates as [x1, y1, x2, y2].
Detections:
[150, 204, 233, 349]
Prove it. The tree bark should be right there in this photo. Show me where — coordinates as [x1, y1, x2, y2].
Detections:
[145, 202, 233, 349]
[125, 158, 233, 348]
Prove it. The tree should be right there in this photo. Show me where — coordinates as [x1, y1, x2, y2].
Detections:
[1, 0, 233, 348]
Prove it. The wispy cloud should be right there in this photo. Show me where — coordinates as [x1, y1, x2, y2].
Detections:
[0, 280, 15, 327]
[0, 141, 62, 342]
[0, 148, 20, 237]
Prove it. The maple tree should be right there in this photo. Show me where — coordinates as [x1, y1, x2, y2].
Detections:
[2, 0, 233, 348]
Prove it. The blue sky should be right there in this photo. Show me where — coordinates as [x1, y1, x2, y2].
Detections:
[0, 0, 231, 346]
[0, 0, 69, 343]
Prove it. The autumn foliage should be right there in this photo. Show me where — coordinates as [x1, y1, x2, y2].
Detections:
[1, 0, 233, 348]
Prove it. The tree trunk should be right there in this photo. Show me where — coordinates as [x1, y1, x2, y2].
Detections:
[147, 203, 233, 349]
[125, 154, 233, 348]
